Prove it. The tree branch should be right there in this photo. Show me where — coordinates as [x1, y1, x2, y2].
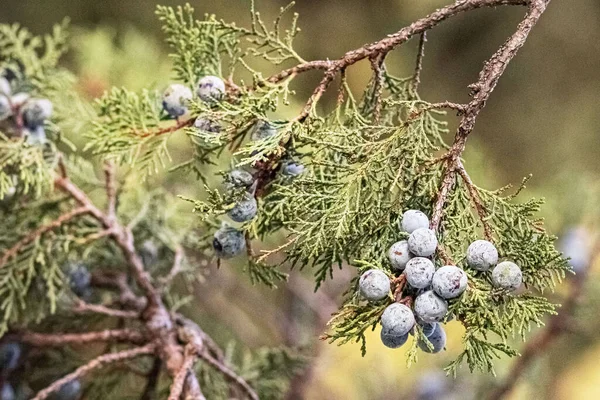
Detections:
[72, 299, 140, 319]
[19, 329, 146, 346]
[31, 344, 156, 400]
[168, 345, 199, 400]
[197, 350, 258, 400]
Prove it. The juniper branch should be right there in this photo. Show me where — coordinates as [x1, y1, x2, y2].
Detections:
[18, 329, 146, 346]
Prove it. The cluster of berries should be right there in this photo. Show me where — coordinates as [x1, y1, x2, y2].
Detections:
[0, 341, 81, 400]
[359, 209, 523, 352]
[0, 73, 53, 146]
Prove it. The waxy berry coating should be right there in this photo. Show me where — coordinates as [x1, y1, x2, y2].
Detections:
[418, 323, 446, 353]
[196, 75, 225, 102]
[432, 265, 468, 299]
[358, 269, 390, 301]
[466, 240, 498, 271]
[414, 290, 448, 323]
[162, 84, 192, 117]
[22, 98, 53, 128]
[401, 210, 429, 234]
[380, 303, 415, 337]
[380, 329, 409, 349]
[225, 169, 254, 191]
[282, 161, 305, 177]
[387, 240, 413, 271]
[408, 228, 438, 257]
[228, 193, 258, 223]
[492, 261, 522, 291]
[251, 120, 277, 140]
[194, 117, 221, 134]
[404, 257, 435, 289]
[213, 226, 246, 258]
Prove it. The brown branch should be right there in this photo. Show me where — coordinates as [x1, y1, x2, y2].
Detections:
[91, 271, 147, 312]
[138, 117, 195, 138]
[456, 160, 494, 241]
[198, 350, 258, 400]
[413, 32, 427, 92]
[159, 245, 184, 291]
[266, 60, 333, 84]
[430, 0, 551, 234]
[369, 53, 386, 124]
[19, 329, 146, 346]
[72, 299, 140, 319]
[168, 345, 199, 400]
[104, 161, 117, 220]
[0, 206, 90, 268]
[31, 343, 156, 400]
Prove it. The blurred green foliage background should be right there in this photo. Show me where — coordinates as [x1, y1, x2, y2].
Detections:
[2, 1, 599, 399]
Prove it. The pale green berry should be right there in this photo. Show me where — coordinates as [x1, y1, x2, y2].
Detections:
[401, 209, 429, 234]
[197, 76, 225, 102]
[408, 228, 438, 257]
[405, 257, 435, 289]
[358, 269, 390, 301]
[492, 261, 522, 291]
[466, 240, 498, 271]
[162, 84, 192, 117]
[414, 290, 448, 323]
[380, 303, 415, 337]
[432, 265, 468, 299]
[387, 240, 413, 271]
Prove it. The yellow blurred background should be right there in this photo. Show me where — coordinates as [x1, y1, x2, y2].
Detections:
[2, 0, 600, 399]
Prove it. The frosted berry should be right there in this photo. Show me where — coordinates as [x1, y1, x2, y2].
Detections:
[408, 228, 438, 257]
[0, 342, 21, 371]
[380, 329, 408, 349]
[404, 257, 435, 289]
[213, 226, 246, 258]
[49, 379, 81, 400]
[432, 265, 468, 299]
[492, 261, 522, 291]
[22, 98, 53, 128]
[67, 263, 91, 298]
[418, 323, 446, 353]
[0, 96, 10, 120]
[0, 77, 10, 95]
[358, 269, 390, 301]
[400, 210, 429, 234]
[140, 240, 158, 267]
[225, 169, 254, 191]
[10, 93, 30, 108]
[387, 240, 413, 271]
[194, 117, 221, 134]
[560, 227, 591, 274]
[380, 303, 415, 337]
[466, 240, 498, 271]
[282, 161, 305, 177]
[196, 76, 225, 102]
[251, 120, 276, 140]
[228, 193, 258, 223]
[162, 84, 192, 117]
[0, 384, 14, 400]
[24, 126, 47, 146]
[414, 290, 448, 323]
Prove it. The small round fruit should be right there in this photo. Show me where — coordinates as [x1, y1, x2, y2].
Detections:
[282, 161, 305, 177]
[0, 342, 21, 371]
[418, 323, 446, 353]
[194, 117, 220, 134]
[10, 93, 30, 108]
[22, 98, 53, 128]
[162, 84, 192, 117]
[560, 227, 591, 274]
[408, 228, 438, 257]
[0, 77, 10, 95]
[196, 76, 225, 102]
[250, 120, 276, 140]
[67, 263, 91, 298]
[225, 169, 254, 191]
[380, 329, 408, 349]
[358, 269, 390, 301]
[380, 303, 415, 337]
[414, 290, 448, 323]
[228, 193, 258, 223]
[432, 265, 468, 299]
[466, 240, 498, 271]
[0, 96, 11, 120]
[404, 257, 435, 289]
[492, 261, 522, 291]
[49, 379, 81, 400]
[24, 126, 47, 146]
[0, 383, 14, 400]
[213, 226, 246, 258]
[387, 240, 413, 271]
[400, 210, 429, 234]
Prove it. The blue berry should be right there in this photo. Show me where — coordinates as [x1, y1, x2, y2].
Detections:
[162, 84, 192, 117]
[466, 240, 498, 271]
[401, 210, 429, 234]
[196, 76, 225, 102]
[22, 98, 53, 128]
[560, 227, 591, 274]
[418, 323, 446, 353]
[49, 379, 81, 400]
[24, 126, 47, 146]
[213, 226, 246, 258]
[380, 303, 415, 337]
[67, 263, 91, 298]
[10, 93, 30, 108]
[0, 96, 11, 120]
[380, 329, 408, 349]
[414, 290, 448, 323]
[228, 193, 258, 223]
[0, 342, 21, 371]
[408, 228, 438, 257]
[0, 77, 10, 96]
[432, 265, 468, 299]
[358, 269, 390, 301]
[404, 257, 435, 289]
[224, 169, 254, 191]
[250, 120, 276, 140]
[492, 261, 522, 291]
[415, 372, 449, 400]
[194, 117, 221, 134]
[0, 384, 14, 400]
[387, 240, 413, 271]
[282, 161, 305, 177]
